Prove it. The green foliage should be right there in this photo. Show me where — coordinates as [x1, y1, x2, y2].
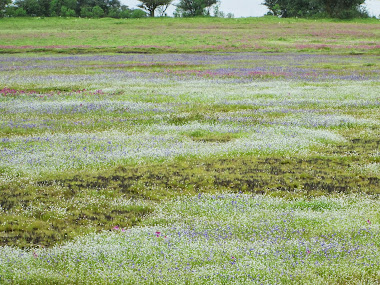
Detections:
[119, 7, 131, 18]
[319, 0, 367, 18]
[76, 0, 119, 15]
[0, 0, 11, 17]
[59, 6, 75, 17]
[263, 0, 368, 18]
[16, 0, 50, 16]
[2, 0, 373, 18]
[175, 0, 218, 17]
[107, 7, 120, 17]
[130, 8, 147, 18]
[5, 0, 147, 18]
[263, 0, 323, 17]
[50, 0, 77, 16]
[105, 5, 136, 18]
[92, 5, 104, 18]
[80, 6, 93, 17]
[6, 7, 27, 16]
[137, 0, 172, 17]
[15, 0, 40, 16]
[78, 5, 110, 18]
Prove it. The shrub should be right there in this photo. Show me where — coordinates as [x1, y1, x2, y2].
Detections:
[80, 7, 93, 18]
[14, 7, 27, 17]
[130, 9, 147, 18]
[92, 5, 104, 18]
[108, 8, 120, 18]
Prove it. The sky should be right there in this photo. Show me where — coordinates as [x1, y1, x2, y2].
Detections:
[121, 0, 380, 18]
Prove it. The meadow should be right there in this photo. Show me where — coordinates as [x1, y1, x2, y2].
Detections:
[0, 17, 379, 54]
[0, 17, 380, 284]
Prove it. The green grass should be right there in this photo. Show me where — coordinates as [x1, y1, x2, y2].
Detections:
[0, 17, 379, 54]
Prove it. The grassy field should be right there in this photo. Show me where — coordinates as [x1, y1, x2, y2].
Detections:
[0, 17, 380, 284]
[0, 17, 379, 54]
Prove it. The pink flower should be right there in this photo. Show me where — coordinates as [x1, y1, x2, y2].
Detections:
[121, 228, 126, 232]
[367, 219, 371, 225]
[113, 226, 119, 230]
[307, 250, 311, 254]
[33, 252, 38, 258]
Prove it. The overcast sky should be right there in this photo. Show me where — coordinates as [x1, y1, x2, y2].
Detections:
[120, 0, 380, 18]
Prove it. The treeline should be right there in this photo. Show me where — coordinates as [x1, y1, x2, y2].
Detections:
[0, 0, 371, 19]
[0, 0, 225, 18]
[0, 0, 147, 18]
[263, 0, 369, 19]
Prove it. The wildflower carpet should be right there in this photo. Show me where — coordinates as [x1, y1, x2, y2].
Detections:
[0, 17, 379, 284]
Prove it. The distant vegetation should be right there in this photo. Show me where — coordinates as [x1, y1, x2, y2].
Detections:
[1, 0, 147, 18]
[0, 0, 373, 18]
[263, 0, 369, 19]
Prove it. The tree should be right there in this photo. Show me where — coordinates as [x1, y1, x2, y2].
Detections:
[262, 0, 280, 16]
[319, 0, 366, 18]
[107, 0, 122, 15]
[14, 7, 27, 16]
[175, 0, 218, 17]
[14, 0, 51, 16]
[50, 0, 77, 16]
[137, 0, 172, 17]
[262, 0, 322, 18]
[37, 0, 50, 16]
[0, 0, 12, 17]
[262, 0, 366, 18]
[75, 0, 121, 16]
[80, 6, 93, 17]
[92, 5, 104, 17]
[62, 6, 76, 16]
[118, 5, 132, 18]
[15, 0, 40, 16]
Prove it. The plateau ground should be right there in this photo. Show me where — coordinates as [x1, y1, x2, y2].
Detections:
[0, 17, 379, 284]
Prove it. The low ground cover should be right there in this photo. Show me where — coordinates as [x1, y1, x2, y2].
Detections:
[1, 194, 379, 284]
[0, 17, 379, 54]
[0, 34, 379, 282]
